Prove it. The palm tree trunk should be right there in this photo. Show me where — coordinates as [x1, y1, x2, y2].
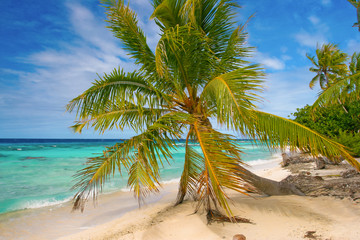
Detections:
[176, 167, 304, 206]
[236, 167, 305, 196]
[176, 117, 305, 206]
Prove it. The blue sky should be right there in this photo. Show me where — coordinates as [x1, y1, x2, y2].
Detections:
[0, 0, 359, 138]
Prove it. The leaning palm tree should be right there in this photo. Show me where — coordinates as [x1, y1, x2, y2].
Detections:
[306, 43, 348, 90]
[67, 0, 360, 221]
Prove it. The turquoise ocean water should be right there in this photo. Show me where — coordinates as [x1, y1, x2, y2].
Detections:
[0, 139, 279, 215]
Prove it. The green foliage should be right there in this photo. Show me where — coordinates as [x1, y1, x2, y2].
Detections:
[291, 102, 360, 157]
[290, 103, 360, 137]
[334, 131, 360, 157]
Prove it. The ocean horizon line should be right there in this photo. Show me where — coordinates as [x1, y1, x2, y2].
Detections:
[0, 138, 254, 143]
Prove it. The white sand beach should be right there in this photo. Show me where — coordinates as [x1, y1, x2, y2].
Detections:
[2, 158, 360, 240]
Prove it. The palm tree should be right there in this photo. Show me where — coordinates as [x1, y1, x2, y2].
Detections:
[306, 43, 348, 90]
[67, 0, 360, 221]
[312, 52, 360, 110]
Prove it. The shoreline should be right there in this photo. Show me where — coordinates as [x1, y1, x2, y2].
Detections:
[0, 182, 178, 240]
[0, 158, 282, 240]
[1, 158, 360, 239]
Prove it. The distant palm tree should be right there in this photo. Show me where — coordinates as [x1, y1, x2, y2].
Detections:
[306, 43, 348, 90]
[67, 0, 360, 221]
[313, 52, 360, 109]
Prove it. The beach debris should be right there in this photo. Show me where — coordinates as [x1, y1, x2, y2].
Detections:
[233, 234, 246, 240]
[281, 153, 291, 167]
[282, 171, 360, 201]
[281, 152, 314, 167]
[304, 230, 319, 239]
[206, 210, 253, 224]
[315, 157, 326, 169]
[281, 152, 343, 170]
[313, 176, 324, 181]
[341, 169, 360, 178]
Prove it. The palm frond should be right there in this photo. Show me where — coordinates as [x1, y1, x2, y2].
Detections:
[70, 103, 168, 134]
[193, 122, 249, 220]
[309, 75, 319, 89]
[128, 148, 161, 204]
[210, 23, 252, 77]
[306, 54, 319, 68]
[176, 127, 203, 204]
[72, 112, 192, 211]
[201, 65, 265, 133]
[102, 0, 157, 77]
[67, 68, 171, 133]
[250, 111, 360, 170]
[183, 0, 239, 42]
[312, 78, 352, 111]
[155, 23, 213, 94]
[347, 0, 358, 7]
[151, 0, 186, 30]
[198, 0, 241, 59]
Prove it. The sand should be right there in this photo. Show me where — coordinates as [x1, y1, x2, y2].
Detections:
[2, 159, 360, 240]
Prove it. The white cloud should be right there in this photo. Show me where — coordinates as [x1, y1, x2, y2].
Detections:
[254, 52, 286, 70]
[1, 2, 160, 138]
[295, 14, 329, 50]
[261, 58, 285, 70]
[18, 2, 136, 102]
[260, 67, 318, 117]
[66, 3, 126, 56]
[294, 31, 327, 48]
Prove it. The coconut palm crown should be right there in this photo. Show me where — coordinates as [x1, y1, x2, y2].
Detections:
[67, 0, 360, 220]
[306, 43, 348, 90]
[309, 47, 360, 110]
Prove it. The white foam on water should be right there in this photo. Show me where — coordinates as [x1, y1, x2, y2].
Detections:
[120, 187, 131, 192]
[161, 178, 180, 185]
[246, 153, 282, 167]
[20, 197, 72, 210]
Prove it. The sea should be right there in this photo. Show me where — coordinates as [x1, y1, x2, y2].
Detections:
[0, 139, 280, 215]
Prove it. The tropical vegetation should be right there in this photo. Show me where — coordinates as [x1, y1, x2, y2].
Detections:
[67, 0, 360, 220]
[291, 44, 360, 157]
[290, 103, 360, 137]
[290, 102, 360, 156]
